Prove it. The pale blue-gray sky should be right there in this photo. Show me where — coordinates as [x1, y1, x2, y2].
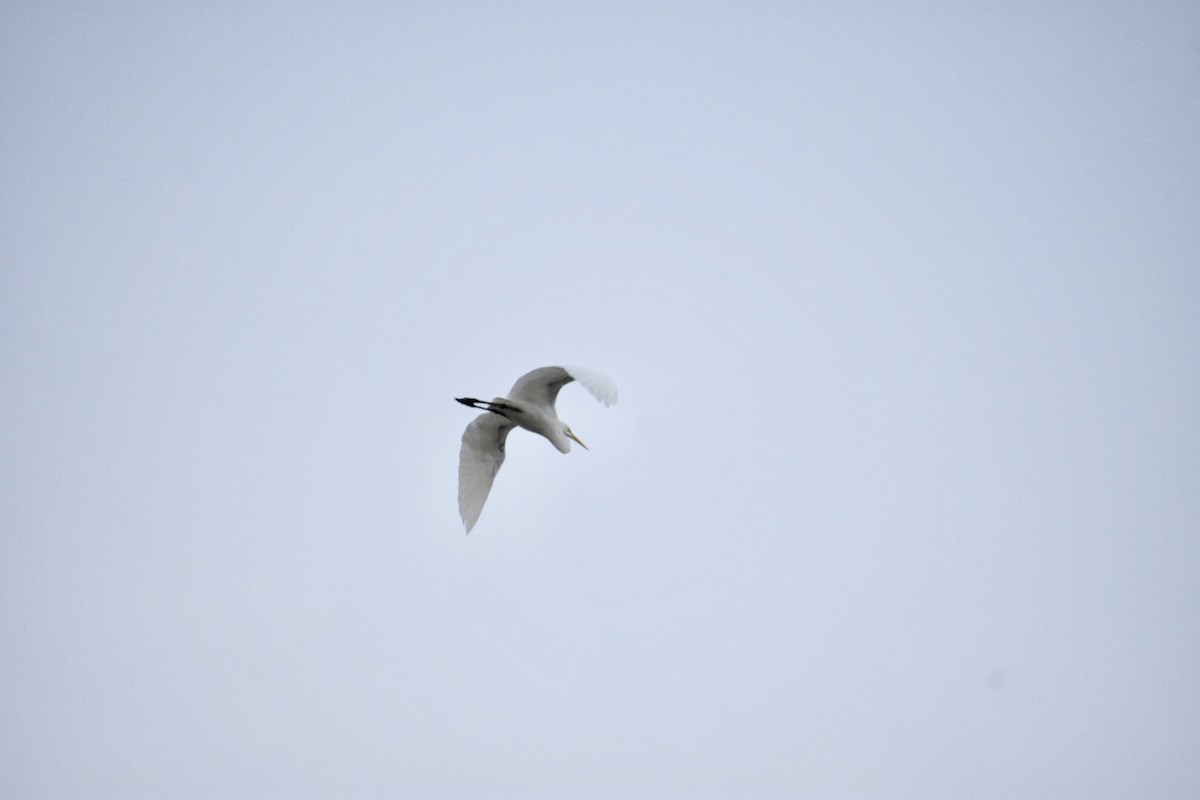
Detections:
[2, 3, 1198, 799]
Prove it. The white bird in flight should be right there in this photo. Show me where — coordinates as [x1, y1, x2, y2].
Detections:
[456, 365, 618, 533]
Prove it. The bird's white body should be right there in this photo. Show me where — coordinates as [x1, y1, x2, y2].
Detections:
[456, 366, 617, 533]
[484, 397, 572, 452]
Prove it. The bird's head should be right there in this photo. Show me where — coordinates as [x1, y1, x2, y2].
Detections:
[563, 425, 589, 451]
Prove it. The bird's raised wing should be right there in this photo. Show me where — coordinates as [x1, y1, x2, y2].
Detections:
[508, 366, 619, 409]
[458, 413, 516, 533]
[562, 365, 619, 407]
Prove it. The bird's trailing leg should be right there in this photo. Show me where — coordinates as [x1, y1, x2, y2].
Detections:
[456, 397, 520, 416]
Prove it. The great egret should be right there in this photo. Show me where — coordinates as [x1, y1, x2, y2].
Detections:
[455, 365, 617, 533]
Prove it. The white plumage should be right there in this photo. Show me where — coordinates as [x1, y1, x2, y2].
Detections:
[455, 365, 617, 533]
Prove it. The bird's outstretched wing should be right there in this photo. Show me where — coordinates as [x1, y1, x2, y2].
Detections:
[508, 366, 619, 409]
[458, 413, 516, 533]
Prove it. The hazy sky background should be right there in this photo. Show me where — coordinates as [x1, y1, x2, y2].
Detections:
[2, 3, 1198, 799]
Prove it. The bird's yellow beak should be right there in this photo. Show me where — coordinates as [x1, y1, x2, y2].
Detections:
[566, 429, 589, 450]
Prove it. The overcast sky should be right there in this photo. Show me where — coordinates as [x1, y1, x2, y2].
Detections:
[2, 3, 1198, 799]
